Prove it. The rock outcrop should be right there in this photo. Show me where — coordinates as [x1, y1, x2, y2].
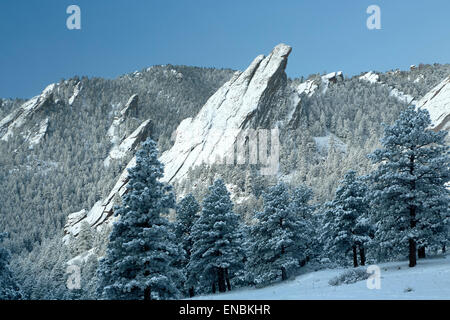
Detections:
[104, 118, 152, 167]
[160, 43, 291, 183]
[120, 94, 139, 117]
[0, 84, 54, 142]
[64, 43, 292, 235]
[416, 76, 450, 132]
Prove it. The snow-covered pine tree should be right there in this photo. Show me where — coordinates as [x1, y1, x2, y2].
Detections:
[289, 185, 316, 265]
[321, 170, 371, 267]
[97, 138, 182, 300]
[76, 221, 93, 254]
[248, 183, 307, 285]
[368, 106, 450, 267]
[174, 193, 200, 297]
[0, 233, 22, 300]
[187, 179, 244, 294]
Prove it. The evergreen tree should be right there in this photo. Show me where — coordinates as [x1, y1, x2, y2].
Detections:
[76, 221, 94, 254]
[174, 193, 200, 297]
[97, 138, 182, 300]
[187, 179, 244, 294]
[0, 233, 22, 300]
[368, 106, 449, 267]
[321, 171, 371, 267]
[248, 183, 307, 285]
[289, 185, 316, 265]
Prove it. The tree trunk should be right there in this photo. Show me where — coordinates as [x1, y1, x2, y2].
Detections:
[217, 268, 226, 293]
[225, 268, 231, 291]
[144, 287, 151, 300]
[188, 287, 195, 298]
[408, 155, 417, 268]
[211, 281, 216, 294]
[443, 244, 446, 253]
[359, 246, 366, 266]
[418, 246, 426, 259]
[281, 267, 287, 281]
[409, 238, 417, 267]
[352, 245, 358, 267]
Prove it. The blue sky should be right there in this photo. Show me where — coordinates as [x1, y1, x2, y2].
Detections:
[1, 0, 450, 98]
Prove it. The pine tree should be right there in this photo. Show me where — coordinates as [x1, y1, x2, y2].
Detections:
[76, 221, 93, 254]
[97, 138, 182, 300]
[0, 233, 22, 300]
[187, 179, 244, 294]
[290, 185, 316, 265]
[174, 193, 200, 297]
[321, 170, 371, 267]
[248, 183, 307, 285]
[368, 106, 450, 267]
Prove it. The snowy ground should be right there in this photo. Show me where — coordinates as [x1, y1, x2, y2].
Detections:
[193, 255, 450, 300]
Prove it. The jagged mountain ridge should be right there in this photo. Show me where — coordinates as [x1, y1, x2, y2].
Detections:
[0, 65, 235, 253]
[60, 44, 450, 240]
[0, 44, 449, 257]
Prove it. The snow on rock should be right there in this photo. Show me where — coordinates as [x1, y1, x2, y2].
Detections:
[64, 155, 137, 235]
[68, 44, 292, 236]
[389, 88, 415, 105]
[320, 71, 343, 94]
[414, 74, 425, 83]
[104, 119, 152, 167]
[359, 71, 415, 105]
[160, 43, 292, 183]
[120, 94, 139, 117]
[64, 209, 87, 237]
[286, 79, 320, 126]
[64, 199, 112, 241]
[297, 79, 319, 97]
[68, 82, 81, 105]
[359, 71, 379, 84]
[28, 118, 49, 148]
[0, 84, 55, 141]
[322, 71, 343, 84]
[416, 76, 450, 132]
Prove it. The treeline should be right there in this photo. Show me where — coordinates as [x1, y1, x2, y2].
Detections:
[12, 105, 443, 300]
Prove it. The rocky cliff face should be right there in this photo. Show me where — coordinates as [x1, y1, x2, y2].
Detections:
[0, 84, 54, 145]
[160, 43, 291, 183]
[416, 76, 450, 132]
[64, 43, 293, 236]
[62, 44, 450, 245]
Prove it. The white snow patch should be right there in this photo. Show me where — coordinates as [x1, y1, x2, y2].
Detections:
[68, 82, 81, 105]
[359, 71, 415, 105]
[313, 133, 347, 154]
[193, 255, 450, 300]
[359, 72, 379, 84]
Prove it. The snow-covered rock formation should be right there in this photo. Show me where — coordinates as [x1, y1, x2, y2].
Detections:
[359, 71, 415, 105]
[104, 119, 152, 167]
[64, 43, 292, 235]
[0, 84, 54, 142]
[416, 76, 450, 132]
[160, 43, 291, 183]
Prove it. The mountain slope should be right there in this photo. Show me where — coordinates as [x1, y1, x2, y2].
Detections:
[193, 255, 450, 300]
